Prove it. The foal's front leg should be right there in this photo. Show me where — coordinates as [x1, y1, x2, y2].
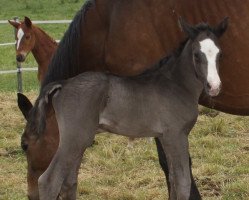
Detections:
[155, 138, 201, 200]
[59, 155, 83, 200]
[38, 135, 93, 200]
[38, 111, 97, 200]
[159, 131, 192, 200]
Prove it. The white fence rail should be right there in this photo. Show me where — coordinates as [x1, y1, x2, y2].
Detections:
[0, 42, 16, 46]
[0, 67, 38, 74]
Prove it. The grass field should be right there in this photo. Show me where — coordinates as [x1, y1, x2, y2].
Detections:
[0, 92, 248, 199]
[0, 1, 249, 200]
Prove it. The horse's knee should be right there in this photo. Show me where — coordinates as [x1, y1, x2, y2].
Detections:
[38, 172, 61, 200]
[38, 173, 46, 191]
[60, 182, 77, 200]
[175, 181, 191, 200]
[38, 174, 50, 200]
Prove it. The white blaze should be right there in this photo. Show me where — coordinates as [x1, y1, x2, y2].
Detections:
[200, 39, 220, 90]
[16, 28, 24, 50]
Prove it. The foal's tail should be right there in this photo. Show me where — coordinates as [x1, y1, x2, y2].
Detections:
[36, 82, 62, 135]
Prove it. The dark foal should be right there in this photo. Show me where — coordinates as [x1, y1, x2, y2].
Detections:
[23, 18, 228, 199]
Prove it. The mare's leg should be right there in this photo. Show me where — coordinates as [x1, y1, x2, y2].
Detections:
[155, 138, 201, 200]
[159, 131, 192, 200]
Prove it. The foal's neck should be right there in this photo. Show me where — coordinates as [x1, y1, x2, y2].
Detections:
[170, 42, 203, 99]
[32, 26, 58, 66]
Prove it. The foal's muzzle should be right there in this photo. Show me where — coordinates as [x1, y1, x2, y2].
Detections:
[16, 54, 25, 62]
[208, 82, 222, 97]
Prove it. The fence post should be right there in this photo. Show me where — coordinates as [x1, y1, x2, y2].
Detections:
[13, 16, 23, 93]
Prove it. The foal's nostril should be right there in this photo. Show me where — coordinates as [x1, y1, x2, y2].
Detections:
[219, 82, 222, 91]
[16, 54, 24, 62]
[207, 83, 211, 89]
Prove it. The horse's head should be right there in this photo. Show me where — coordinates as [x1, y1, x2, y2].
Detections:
[180, 17, 228, 97]
[9, 17, 36, 62]
[17, 93, 59, 200]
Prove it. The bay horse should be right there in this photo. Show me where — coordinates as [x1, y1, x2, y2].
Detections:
[30, 18, 227, 199]
[9, 17, 58, 82]
[17, 0, 247, 199]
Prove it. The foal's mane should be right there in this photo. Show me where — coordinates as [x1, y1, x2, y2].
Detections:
[34, 25, 57, 46]
[41, 0, 93, 89]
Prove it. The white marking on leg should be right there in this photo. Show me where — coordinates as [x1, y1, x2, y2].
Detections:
[16, 28, 24, 50]
[200, 39, 221, 95]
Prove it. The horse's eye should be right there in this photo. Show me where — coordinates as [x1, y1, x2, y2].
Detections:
[21, 135, 28, 151]
[194, 52, 201, 62]
[25, 35, 31, 40]
[219, 52, 223, 59]
[21, 140, 28, 151]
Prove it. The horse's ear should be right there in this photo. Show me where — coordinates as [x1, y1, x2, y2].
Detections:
[17, 93, 33, 120]
[179, 17, 198, 39]
[8, 20, 20, 29]
[24, 16, 32, 28]
[213, 17, 229, 38]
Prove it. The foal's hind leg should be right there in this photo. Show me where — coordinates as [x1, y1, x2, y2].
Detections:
[159, 131, 193, 200]
[155, 138, 201, 200]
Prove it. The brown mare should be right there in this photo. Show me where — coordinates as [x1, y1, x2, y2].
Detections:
[9, 17, 58, 82]
[18, 0, 249, 199]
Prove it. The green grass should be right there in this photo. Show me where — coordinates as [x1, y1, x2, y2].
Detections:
[0, 73, 39, 92]
[0, 0, 84, 20]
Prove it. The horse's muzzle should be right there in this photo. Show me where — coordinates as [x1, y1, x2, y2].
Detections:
[208, 83, 222, 97]
[16, 54, 25, 62]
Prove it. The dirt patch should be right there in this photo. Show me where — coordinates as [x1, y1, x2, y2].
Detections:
[198, 177, 221, 197]
[0, 148, 8, 156]
[243, 146, 249, 151]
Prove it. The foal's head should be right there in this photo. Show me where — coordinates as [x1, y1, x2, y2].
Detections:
[180, 18, 228, 96]
[9, 17, 36, 62]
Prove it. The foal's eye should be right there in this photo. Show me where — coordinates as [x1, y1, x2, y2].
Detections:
[21, 138, 28, 151]
[219, 52, 223, 59]
[25, 35, 31, 40]
[194, 53, 201, 62]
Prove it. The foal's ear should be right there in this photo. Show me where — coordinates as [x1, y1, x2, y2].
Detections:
[213, 17, 229, 38]
[179, 17, 198, 39]
[24, 16, 32, 28]
[17, 93, 33, 120]
[8, 20, 20, 29]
